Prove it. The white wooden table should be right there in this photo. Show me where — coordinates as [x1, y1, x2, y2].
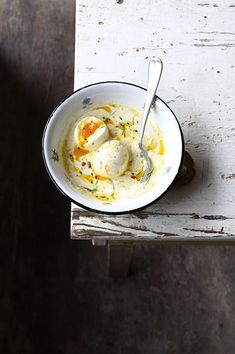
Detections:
[71, 0, 235, 245]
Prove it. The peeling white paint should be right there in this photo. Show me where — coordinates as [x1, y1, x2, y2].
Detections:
[71, 0, 235, 241]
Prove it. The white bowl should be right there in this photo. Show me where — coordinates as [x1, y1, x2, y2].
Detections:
[42, 82, 184, 214]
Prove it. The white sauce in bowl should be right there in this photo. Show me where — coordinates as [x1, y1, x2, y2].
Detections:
[59, 103, 165, 203]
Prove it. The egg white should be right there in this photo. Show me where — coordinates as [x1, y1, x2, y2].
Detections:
[93, 140, 129, 178]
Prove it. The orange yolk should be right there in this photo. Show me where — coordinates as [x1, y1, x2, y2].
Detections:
[73, 146, 88, 160]
[81, 121, 101, 139]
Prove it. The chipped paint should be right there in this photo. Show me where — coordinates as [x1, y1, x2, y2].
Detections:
[72, 0, 235, 242]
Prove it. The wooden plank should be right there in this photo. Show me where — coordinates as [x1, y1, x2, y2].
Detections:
[71, 205, 235, 241]
[72, 0, 235, 241]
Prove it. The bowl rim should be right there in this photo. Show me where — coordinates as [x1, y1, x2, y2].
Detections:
[42, 80, 184, 215]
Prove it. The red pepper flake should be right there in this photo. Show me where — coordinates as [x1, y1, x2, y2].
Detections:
[82, 162, 86, 167]
[131, 176, 136, 179]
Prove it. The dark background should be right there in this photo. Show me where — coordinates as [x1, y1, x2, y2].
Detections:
[1, 1, 235, 353]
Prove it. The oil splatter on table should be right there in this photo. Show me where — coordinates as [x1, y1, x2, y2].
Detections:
[71, 0, 235, 245]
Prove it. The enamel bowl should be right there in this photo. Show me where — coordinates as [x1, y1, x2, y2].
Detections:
[42, 82, 184, 214]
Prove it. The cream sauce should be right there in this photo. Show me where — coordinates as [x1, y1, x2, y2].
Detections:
[59, 104, 165, 203]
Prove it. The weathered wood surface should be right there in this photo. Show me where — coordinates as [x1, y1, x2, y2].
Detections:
[71, 0, 235, 241]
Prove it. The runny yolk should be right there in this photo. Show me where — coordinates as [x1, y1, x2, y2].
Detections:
[82, 121, 101, 139]
[73, 146, 88, 160]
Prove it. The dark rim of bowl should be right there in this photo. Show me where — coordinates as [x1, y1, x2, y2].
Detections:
[42, 81, 184, 215]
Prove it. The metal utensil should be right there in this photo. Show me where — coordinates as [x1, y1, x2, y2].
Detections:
[139, 58, 163, 183]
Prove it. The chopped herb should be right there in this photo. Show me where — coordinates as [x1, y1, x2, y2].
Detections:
[144, 168, 154, 184]
[80, 186, 97, 193]
[110, 109, 118, 117]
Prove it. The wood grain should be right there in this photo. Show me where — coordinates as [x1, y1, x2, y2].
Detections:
[0, 1, 74, 352]
[71, 0, 235, 241]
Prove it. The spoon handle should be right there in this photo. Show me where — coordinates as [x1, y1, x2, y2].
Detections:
[139, 59, 163, 147]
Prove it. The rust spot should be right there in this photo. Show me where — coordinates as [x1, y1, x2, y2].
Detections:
[51, 149, 59, 162]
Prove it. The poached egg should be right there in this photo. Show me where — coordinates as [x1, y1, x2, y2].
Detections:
[74, 116, 109, 151]
[93, 140, 130, 178]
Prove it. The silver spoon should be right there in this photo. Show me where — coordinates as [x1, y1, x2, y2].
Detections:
[139, 58, 163, 183]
